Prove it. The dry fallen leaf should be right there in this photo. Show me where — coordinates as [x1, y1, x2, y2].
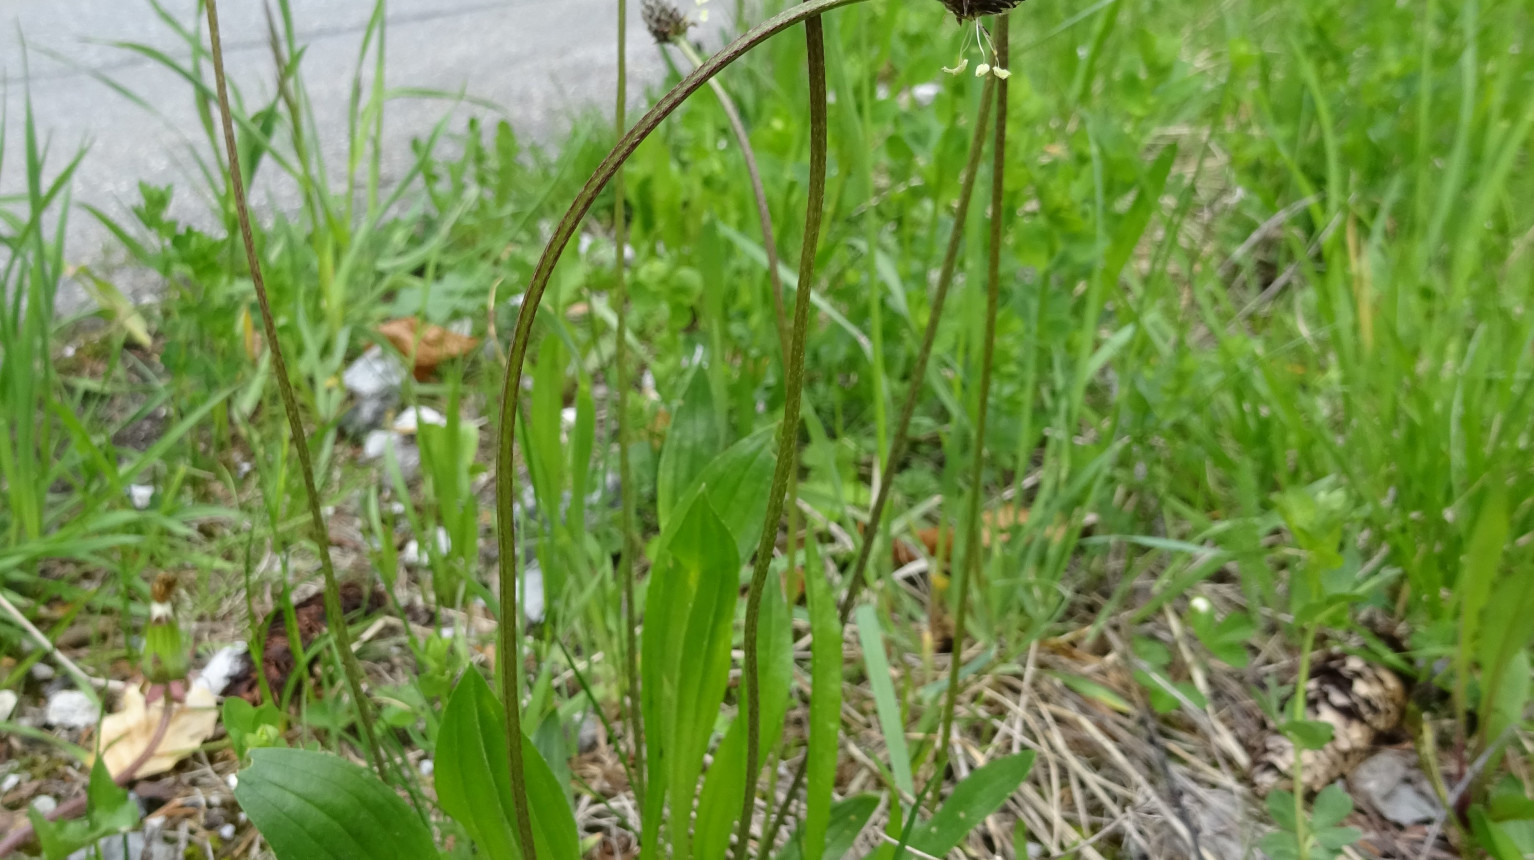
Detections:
[95, 684, 219, 780]
[377, 317, 479, 381]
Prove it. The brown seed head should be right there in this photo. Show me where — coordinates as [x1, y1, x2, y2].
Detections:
[642, 0, 692, 44]
[937, 0, 1026, 21]
[151, 572, 178, 605]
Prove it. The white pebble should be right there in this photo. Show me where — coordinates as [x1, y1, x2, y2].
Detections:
[362, 429, 397, 461]
[419, 759, 435, 777]
[30, 662, 55, 681]
[912, 82, 941, 107]
[1, 774, 21, 793]
[0, 690, 17, 721]
[31, 795, 58, 815]
[45, 690, 99, 729]
[219, 824, 237, 840]
[128, 484, 155, 510]
[392, 406, 447, 435]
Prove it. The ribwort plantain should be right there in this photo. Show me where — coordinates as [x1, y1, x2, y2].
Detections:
[935, 0, 1022, 77]
[937, 0, 1026, 21]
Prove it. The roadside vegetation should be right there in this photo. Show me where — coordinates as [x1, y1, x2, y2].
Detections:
[1, 0, 1531, 857]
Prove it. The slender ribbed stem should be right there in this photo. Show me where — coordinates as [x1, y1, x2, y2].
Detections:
[936, 12, 1009, 774]
[613, 0, 648, 813]
[732, 15, 828, 859]
[772, 62, 999, 832]
[202, 0, 385, 782]
[835, 76, 997, 626]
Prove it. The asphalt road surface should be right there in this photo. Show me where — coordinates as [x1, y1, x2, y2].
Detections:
[1, 0, 703, 311]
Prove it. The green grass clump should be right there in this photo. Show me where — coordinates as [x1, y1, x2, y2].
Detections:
[3, 0, 1532, 856]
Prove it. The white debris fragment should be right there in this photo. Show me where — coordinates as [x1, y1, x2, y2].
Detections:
[521, 562, 546, 625]
[392, 406, 447, 434]
[0, 690, 15, 721]
[194, 643, 249, 697]
[45, 690, 101, 729]
[128, 484, 155, 510]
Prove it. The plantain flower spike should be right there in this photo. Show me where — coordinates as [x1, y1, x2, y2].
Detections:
[642, 0, 693, 45]
[936, 0, 1023, 79]
[144, 573, 189, 685]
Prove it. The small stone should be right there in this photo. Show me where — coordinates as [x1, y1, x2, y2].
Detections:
[218, 824, 236, 841]
[342, 346, 406, 399]
[521, 561, 546, 625]
[128, 484, 155, 510]
[339, 392, 399, 438]
[31, 795, 58, 815]
[577, 713, 601, 754]
[419, 759, 435, 777]
[401, 540, 425, 567]
[392, 406, 447, 435]
[0, 689, 17, 721]
[1, 773, 21, 793]
[362, 430, 397, 461]
[45, 689, 100, 729]
[1351, 750, 1441, 825]
[30, 662, 55, 680]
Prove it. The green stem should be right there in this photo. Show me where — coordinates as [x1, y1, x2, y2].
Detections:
[201, 0, 385, 781]
[836, 74, 998, 625]
[614, 0, 647, 814]
[1292, 623, 1317, 860]
[767, 61, 1000, 830]
[674, 38, 790, 357]
[732, 15, 828, 859]
[491, 0, 876, 850]
[936, 12, 1008, 775]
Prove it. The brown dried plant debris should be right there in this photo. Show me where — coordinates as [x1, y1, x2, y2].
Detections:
[223, 582, 386, 704]
[377, 317, 480, 381]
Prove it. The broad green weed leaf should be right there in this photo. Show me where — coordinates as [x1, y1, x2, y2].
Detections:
[640, 495, 740, 857]
[654, 425, 776, 565]
[436, 671, 580, 860]
[222, 697, 284, 761]
[775, 794, 880, 860]
[1266, 789, 1299, 832]
[30, 759, 138, 859]
[803, 535, 842, 860]
[1281, 719, 1335, 751]
[854, 605, 913, 796]
[1460, 483, 1508, 711]
[234, 748, 438, 860]
[657, 368, 723, 524]
[1311, 784, 1353, 829]
[908, 752, 1035, 856]
[694, 576, 794, 858]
